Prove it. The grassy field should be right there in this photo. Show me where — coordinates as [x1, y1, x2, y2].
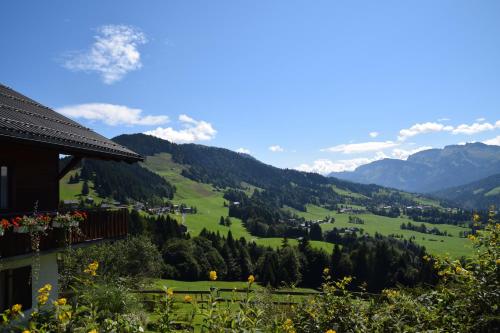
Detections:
[60, 157, 472, 257]
[287, 204, 472, 257]
[59, 169, 104, 204]
[144, 153, 336, 252]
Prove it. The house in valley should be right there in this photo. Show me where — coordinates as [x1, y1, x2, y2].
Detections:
[0, 83, 142, 312]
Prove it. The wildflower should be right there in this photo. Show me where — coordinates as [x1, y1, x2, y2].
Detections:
[38, 284, 52, 293]
[166, 288, 174, 297]
[473, 214, 481, 223]
[468, 234, 476, 241]
[11, 304, 22, 314]
[84, 261, 99, 276]
[184, 295, 193, 302]
[282, 318, 295, 333]
[496, 258, 500, 265]
[37, 293, 49, 305]
[58, 311, 71, 322]
[326, 330, 336, 333]
[1, 218, 9, 229]
[88, 330, 98, 333]
[209, 270, 217, 281]
[55, 298, 67, 306]
[247, 274, 255, 284]
[22, 331, 30, 333]
[323, 267, 330, 275]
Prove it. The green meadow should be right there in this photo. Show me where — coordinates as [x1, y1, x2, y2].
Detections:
[60, 154, 472, 258]
[143, 153, 336, 252]
[287, 204, 473, 258]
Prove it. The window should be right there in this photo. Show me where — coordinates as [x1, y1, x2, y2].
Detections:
[0, 166, 7, 209]
[0, 266, 32, 312]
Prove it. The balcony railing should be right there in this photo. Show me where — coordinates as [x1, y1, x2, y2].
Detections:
[0, 208, 129, 259]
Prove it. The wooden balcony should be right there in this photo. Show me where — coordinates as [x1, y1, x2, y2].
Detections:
[0, 208, 129, 259]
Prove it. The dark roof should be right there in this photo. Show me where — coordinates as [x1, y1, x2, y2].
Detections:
[0, 83, 142, 162]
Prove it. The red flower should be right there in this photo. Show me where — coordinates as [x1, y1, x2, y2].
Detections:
[11, 217, 22, 227]
[1, 218, 9, 230]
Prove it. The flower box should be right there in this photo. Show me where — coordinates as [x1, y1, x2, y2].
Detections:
[14, 226, 29, 234]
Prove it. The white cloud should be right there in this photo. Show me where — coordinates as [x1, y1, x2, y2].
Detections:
[369, 131, 379, 138]
[63, 25, 147, 84]
[321, 141, 398, 154]
[476, 117, 486, 122]
[483, 136, 500, 146]
[269, 145, 284, 152]
[296, 152, 387, 174]
[57, 103, 168, 126]
[391, 146, 432, 160]
[145, 114, 217, 143]
[398, 122, 453, 141]
[236, 148, 251, 154]
[437, 118, 451, 122]
[451, 122, 496, 135]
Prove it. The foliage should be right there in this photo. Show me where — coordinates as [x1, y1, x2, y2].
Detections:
[79, 158, 175, 204]
[59, 235, 164, 289]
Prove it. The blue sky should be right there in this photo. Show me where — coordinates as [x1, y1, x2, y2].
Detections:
[2, 0, 500, 174]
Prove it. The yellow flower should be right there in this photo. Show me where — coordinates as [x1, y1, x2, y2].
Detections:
[468, 234, 476, 241]
[38, 284, 52, 293]
[11, 304, 22, 314]
[473, 214, 481, 223]
[22, 331, 30, 333]
[55, 298, 67, 306]
[37, 294, 49, 305]
[184, 295, 193, 302]
[166, 288, 174, 297]
[282, 318, 295, 333]
[326, 330, 336, 333]
[88, 330, 97, 333]
[84, 261, 99, 276]
[209, 270, 217, 281]
[323, 267, 330, 275]
[58, 311, 71, 322]
[495, 258, 500, 265]
[247, 274, 255, 284]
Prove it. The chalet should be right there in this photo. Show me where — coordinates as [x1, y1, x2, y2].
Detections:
[0, 83, 142, 312]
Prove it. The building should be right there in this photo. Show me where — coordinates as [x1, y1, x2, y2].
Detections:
[0, 83, 142, 312]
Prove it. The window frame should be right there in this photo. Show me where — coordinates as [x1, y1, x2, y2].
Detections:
[0, 164, 9, 211]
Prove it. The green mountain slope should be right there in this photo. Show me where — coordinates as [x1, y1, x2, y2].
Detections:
[60, 133, 473, 257]
[433, 173, 500, 209]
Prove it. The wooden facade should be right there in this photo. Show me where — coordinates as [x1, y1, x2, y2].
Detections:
[0, 141, 59, 213]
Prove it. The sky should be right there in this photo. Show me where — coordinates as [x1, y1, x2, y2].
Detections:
[1, 0, 500, 174]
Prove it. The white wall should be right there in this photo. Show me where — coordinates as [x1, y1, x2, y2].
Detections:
[1, 252, 59, 310]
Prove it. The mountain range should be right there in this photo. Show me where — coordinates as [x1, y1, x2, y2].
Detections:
[73, 133, 435, 210]
[330, 143, 500, 194]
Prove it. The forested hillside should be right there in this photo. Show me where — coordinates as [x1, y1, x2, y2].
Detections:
[111, 133, 429, 210]
[74, 158, 176, 204]
[433, 173, 500, 209]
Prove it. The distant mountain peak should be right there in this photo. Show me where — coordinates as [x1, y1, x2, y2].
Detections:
[330, 143, 500, 193]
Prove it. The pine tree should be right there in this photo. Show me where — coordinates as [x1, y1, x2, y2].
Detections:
[82, 180, 89, 196]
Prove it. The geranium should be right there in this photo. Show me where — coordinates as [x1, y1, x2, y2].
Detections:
[1, 218, 9, 230]
[72, 211, 87, 223]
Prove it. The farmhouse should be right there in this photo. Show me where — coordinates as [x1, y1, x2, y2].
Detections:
[0, 83, 142, 312]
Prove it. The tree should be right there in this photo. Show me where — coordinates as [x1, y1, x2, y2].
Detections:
[82, 180, 89, 196]
[224, 216, 232, 227]
[219, 216, 225, 226]
[309, 223, 323, 241]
